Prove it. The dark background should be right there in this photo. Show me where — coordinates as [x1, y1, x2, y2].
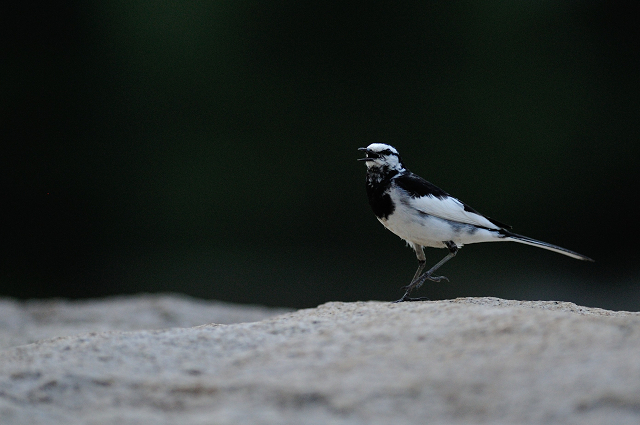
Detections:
[3, 1, 639, 310]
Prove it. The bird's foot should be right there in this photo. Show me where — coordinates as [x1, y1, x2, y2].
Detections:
[425, 274, 449, 283]
[393, 296, 430, 303]
[401, 274, 449, 292]
[395, 272, 448, 303]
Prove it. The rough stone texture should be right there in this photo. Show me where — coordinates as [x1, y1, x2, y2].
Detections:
[1, 296, 640, 425]
[0, 293, 291, 350]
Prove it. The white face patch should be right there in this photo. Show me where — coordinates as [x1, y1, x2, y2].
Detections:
[365, 143, 404, 171]
[366, 143, 399, 155]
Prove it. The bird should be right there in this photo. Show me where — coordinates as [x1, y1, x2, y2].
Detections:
[358, 143, 594, 302]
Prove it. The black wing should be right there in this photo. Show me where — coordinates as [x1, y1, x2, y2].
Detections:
[394, 172, 449, 199]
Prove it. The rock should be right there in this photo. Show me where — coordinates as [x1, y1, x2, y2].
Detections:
[1, 296, 640, 424]
[0, 293, 292, 349]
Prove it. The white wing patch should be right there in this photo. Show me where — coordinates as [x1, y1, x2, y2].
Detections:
[405, 193, 501, 230]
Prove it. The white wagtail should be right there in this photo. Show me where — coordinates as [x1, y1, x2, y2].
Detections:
[358, 143, 594, 302]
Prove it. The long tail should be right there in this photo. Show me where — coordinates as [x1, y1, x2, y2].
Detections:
[500, 230, 594, 262]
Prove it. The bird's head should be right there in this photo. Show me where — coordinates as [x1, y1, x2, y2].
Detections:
[358, 143, 405, 172]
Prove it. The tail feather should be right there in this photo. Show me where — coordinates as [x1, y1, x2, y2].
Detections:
[501, 231, 594, 262]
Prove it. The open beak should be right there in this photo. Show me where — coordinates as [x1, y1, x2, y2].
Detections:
[357, 147, 376, 161]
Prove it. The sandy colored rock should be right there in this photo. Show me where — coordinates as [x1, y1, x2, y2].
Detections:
[0, 293, 291, 349]
[1, 296, 640, 424]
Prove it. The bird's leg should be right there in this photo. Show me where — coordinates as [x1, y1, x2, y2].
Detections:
[394, 245, 429, 302]
[394, 242, 458, 303]
[410, 260, 427, 285]
[414, 242, 458, 287]
[395, 260, 430, 302]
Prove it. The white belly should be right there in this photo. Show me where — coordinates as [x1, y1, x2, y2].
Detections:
[379, 198, 499, 248]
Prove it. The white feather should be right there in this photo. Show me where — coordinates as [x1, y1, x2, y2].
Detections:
[381, 188, 502, 249]
[403, 192, 500, 230]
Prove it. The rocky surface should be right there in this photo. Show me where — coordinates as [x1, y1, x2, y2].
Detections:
[0, 293, 291, 350]
[1, 296, 640, 424]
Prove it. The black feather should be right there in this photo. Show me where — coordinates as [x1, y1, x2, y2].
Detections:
[365, 170, 397, 220]
[394, 173, 449, 199]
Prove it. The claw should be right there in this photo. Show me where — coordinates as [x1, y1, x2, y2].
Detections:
[394, 247, 457, 302]
[427, 275, 449, 283]
[403, 274, 449, 291]
[393, 296, 430, 303]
